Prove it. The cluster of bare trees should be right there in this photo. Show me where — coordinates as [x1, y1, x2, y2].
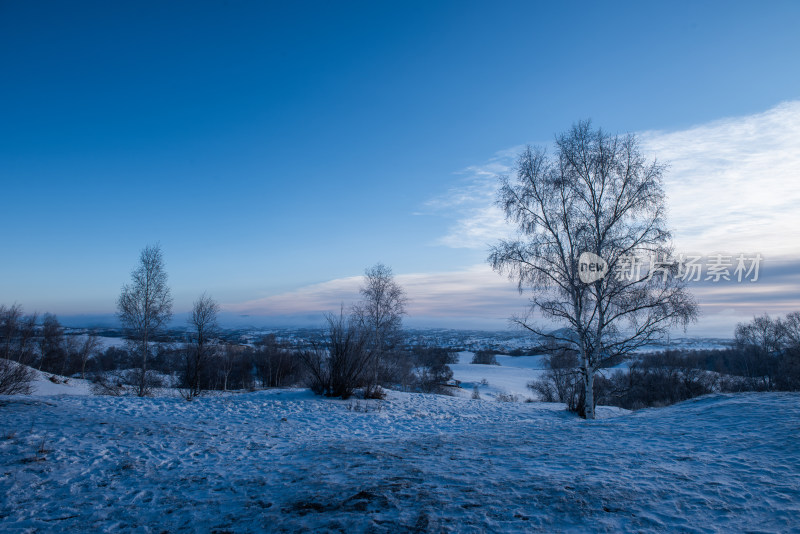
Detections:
[112, 247, 415, 399]
[0, 304, 37, 394]
[0, 304, 103, 394]
[733, 312, 800, 391]
[298, 263, 410, 399]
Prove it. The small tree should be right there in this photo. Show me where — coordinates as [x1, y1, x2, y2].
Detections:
[38, 313, 66, 374]
[216, 343, 241, 392]
[183, 293, 219, 398]
[490, 122, 697, 418]
[353, 263, 408, 386]
[411, 346, 456, 393]
[117, 244, 173, 396]
[76, 332, 101, 379]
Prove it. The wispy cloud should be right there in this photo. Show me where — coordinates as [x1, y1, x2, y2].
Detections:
[423, 147, 522, 249]
[226, 257, 800, 335]
[432, 101, 800, 256]
[641, 100, 800, 256]
[228, 265, 522, 322]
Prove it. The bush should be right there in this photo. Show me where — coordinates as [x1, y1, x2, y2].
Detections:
[528, 351, 583, 409]
[89, 372, 127, 396]
[593, 354, 718, 410]
[299, 312, 374, 399]
[411, 346, 457, 394]
[471, 350, 498, 365]
[0, 359, 35, 395]
[362, 383, 387, 400]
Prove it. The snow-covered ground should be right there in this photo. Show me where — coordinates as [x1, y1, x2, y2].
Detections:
[450, 351, 547, 400]
[26, 369, 92, 397]
[1, 385, 798, 532]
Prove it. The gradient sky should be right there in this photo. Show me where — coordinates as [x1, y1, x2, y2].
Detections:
[1, 1, 799, 335]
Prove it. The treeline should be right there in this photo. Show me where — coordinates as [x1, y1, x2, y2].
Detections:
[530, 312, 800, 413]
[1, 302, 463, 398]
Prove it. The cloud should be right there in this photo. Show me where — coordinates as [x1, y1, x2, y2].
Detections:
[640, 100, 800, 256]
[228, 265, 523, 324]
[225, 255, 800, 335]
[433, 101, 800, 257]
[423, 148, 521, 249]
[226, 103, 800, 335]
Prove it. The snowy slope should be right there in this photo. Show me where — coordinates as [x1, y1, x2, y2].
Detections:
[28, 369, 92, 396]
[1, 389, 798, 532]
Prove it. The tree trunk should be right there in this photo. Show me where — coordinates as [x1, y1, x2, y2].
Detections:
[584, 366, 595, 420]
[139, 336, 148, 397]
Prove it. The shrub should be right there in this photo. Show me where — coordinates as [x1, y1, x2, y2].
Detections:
[299, 311, 374, 399]
[471, 350, 498, 365]
[0, 359, 35, 395]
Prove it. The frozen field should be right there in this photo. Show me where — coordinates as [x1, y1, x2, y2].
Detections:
[1, 385, 798, 533]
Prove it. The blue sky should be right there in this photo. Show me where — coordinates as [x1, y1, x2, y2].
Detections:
[1, 1, 799, 335]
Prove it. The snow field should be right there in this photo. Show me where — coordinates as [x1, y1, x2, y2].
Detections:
[1, 388, 798, 532]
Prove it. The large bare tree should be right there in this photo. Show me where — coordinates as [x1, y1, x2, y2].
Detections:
[117, 244, 173, 396]
[490, 121, 697, 419]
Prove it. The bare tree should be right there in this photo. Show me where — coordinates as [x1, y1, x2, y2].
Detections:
[353, 263, 408, 386]
[117, 244, 173, 396]
[253, 335, 301, 388]
[0, 304, 37, 394]
[734, 313, 792, 390]
[490, 121, 697, 419]
[0, 304, 37, 365]
[38, 313, 66, 374]
[184, 293, 220, 398]
[0, 304, 23, 362]
[216, 343, 245, 392]
[76, 332, 101, 379]
[735, 314, 785, 354]
[782, 311, 800, 348]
